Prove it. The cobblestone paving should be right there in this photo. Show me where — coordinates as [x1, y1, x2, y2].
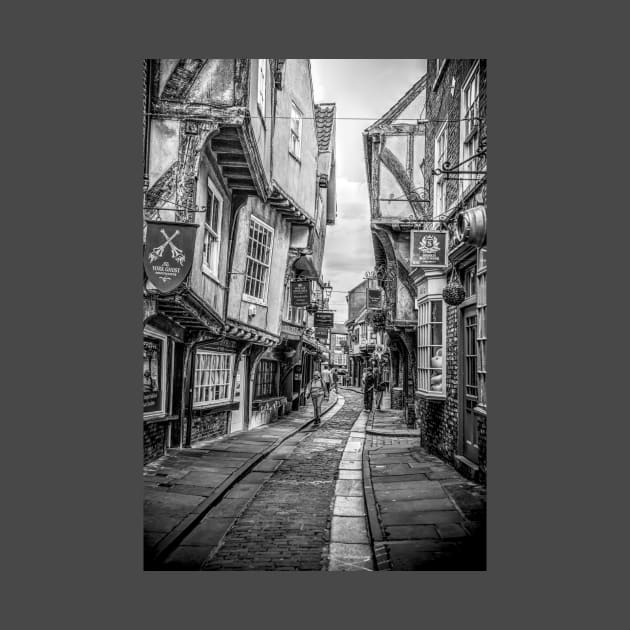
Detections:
[202, 390, 364, 570]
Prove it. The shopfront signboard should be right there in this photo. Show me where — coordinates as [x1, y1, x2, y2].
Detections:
[315, 327, 329, 341]
[291, 279, 311, 307]
[367, 288, 382, 309]
[144, 220, 198, 293]
[410, 230, 448, 267]
[314, 311, 334, 328]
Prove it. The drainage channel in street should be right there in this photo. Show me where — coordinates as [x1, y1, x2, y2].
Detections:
[326, 410, 374, 571]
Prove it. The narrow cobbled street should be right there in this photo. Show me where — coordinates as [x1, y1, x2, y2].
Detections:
[201, 392, 362, 570]
[146, 387, 485, 571]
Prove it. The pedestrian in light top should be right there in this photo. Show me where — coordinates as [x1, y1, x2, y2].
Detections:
[321, 365, 332, 400]
[306, 371, 325, 427]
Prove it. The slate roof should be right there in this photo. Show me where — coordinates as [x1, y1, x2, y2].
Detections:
[314, 103, 336, 153]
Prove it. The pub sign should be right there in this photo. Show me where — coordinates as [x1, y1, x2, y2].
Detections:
[315, 327, 329, 341]
[367, 288, 382, 309]
[291, 279, 311, 307]
[144, 220, 198, 293]
[410, 230, 448, 267]
[314, 311, 334, 329]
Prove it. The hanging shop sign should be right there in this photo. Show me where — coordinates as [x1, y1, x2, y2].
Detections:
[144, 220, 198, 293]
[314, 311, 334, 329]
[291, 279, 311, 307]
[410, 230, 448, 267]
[315, 327, 329, 341]
[367, 288, 382, 309]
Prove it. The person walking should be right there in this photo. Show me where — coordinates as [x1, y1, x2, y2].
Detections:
[331, 367, 339, 394]
[362, 367, 375, 412]
[321, 365, 332, 400]
[306, 370, 326, 427]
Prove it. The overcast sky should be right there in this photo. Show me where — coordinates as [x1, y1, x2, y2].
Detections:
[310, 59, 427, 323]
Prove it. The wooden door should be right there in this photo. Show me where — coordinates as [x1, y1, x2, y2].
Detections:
[461, 305, 479, 463]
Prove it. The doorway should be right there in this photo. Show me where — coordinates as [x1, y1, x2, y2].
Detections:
[229, 357, 246, 433]
[461, 305, 479, 464]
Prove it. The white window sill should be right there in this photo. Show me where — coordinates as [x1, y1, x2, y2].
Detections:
[193, 400, 232, 410]
[243, 295, 267, 307]
[416, 390, 446, 400]
[144, 410, 167, 421]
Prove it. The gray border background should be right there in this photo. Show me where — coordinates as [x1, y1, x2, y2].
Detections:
[6, 2, 614, 628]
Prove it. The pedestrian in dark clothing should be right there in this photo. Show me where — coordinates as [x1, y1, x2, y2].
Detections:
[362, 367, 375, 412]
[331, 367, 339, 393]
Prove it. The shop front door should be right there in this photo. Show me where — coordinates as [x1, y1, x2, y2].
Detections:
[461, 306, 479, 463]
[229, 357, 246, 433]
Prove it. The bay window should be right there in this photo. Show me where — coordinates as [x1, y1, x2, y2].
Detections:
[416, 276, 447, 397]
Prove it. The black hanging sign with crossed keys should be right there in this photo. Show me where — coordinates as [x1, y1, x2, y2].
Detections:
[144, 220, 198, 293]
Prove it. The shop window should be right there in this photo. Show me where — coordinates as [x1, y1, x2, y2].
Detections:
[460, 63, 481, 194]
[144, 330, 167, 417]
[476, 248, 487, 408]
[254, 360, 277, 399]
[244, 216, 274, 304]
[289, 102, 302, 159]
[463, 264, 477, 298]
[417, 297, 446, 397]
[433, 122, 448, 217]
[202, 178, 222, 277]
[193, 351, 234, 406]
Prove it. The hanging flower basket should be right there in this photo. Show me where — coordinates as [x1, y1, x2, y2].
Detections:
[443, 267, 466, 306]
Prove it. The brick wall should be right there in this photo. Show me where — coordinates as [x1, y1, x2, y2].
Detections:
[144, 421, 168, 464]
[190, 409, 229, 442]
[414, 60, 487, 485]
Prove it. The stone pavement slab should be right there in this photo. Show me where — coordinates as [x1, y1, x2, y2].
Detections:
[362, 410, 486, 571]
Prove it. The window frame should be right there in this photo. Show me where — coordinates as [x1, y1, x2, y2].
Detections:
[289, 101, 303, 160]
[192, 350, 234, 408]
[257, 58, 266, 118]
[459, 62, 481, 196]
[433, 121, 448, 218]
[253, 359, 278, 400]
[143, 328, 168, 419]
[243, 215, 274, 305]
[476, 247, 487, 410]
[417, 284, 447, 399]
[202, 177, 222, 278]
